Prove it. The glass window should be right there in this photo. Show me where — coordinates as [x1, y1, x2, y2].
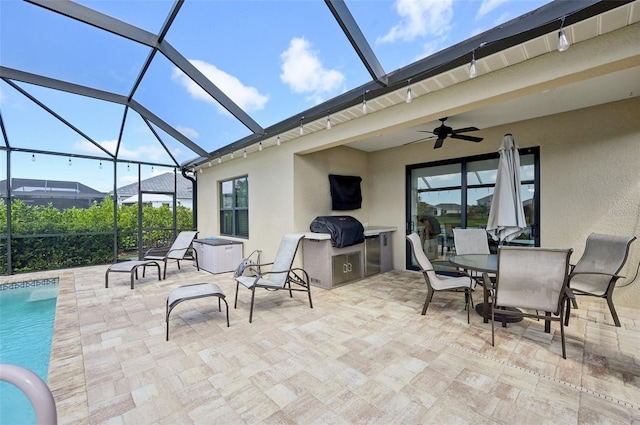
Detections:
[407, 148, 539, 268]
[220, 176, 248, 238]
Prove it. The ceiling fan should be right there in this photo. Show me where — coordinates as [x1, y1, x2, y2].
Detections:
[415, 117, 484, 149]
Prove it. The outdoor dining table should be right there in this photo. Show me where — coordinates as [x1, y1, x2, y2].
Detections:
[448, 253, 535, 328]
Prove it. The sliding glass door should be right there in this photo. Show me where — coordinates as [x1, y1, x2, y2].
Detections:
[406, 148, 539, 269]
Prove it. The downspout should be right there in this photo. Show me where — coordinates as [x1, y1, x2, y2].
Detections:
[181, 168, 197, 230]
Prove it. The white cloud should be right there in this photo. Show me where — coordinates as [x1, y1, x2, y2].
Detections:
[415, 37, 449, 61]
[280, 37, 345, 104]
[73, 139, 168, 161]
[175, 126, 199, 140]
[477, 0, 510, 20]
[377, 0, 454, 44]
[172, 60, 268, 112]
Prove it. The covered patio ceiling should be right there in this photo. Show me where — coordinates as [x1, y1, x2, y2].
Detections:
[0, 1, 638, 171]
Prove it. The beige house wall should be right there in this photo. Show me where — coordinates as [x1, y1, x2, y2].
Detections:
[367, 96, 640, 307]
[196, 142, 297, 262]
[196, 23, 640, 307]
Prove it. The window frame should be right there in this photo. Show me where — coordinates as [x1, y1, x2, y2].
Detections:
[405, 147, 540, 270]
[219, 175, 248, 238]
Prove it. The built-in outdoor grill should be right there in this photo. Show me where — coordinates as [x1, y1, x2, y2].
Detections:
[309, 215, 365, 248]
[304, 215, 394, 289]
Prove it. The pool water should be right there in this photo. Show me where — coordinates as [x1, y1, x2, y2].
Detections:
[0, 279, 59, 425]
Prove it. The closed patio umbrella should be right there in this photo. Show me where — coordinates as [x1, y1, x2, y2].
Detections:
[486, 134, 526, 243]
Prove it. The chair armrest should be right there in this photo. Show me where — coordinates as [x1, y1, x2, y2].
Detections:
[569, 271, 624, 280]
[432, 260, 468, 277]
[145, 246, 170, 257]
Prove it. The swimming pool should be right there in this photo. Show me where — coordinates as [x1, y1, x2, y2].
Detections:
[0, 278, 59, 425]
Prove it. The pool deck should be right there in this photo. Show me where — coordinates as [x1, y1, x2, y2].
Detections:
[4, 264, 639, 424]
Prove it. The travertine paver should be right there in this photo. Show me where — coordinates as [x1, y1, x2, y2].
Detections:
[8, 264, 638, 424]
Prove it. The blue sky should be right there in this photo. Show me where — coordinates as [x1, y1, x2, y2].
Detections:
[0, 0, 549, 193]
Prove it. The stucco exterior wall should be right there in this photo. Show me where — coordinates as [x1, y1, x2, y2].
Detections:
[196, 142, 298, 261]
[198, 97, 639, 307]
[367, 97, 640, 307]
[195, 23, 639, 307]
[293, 146, 370, 231]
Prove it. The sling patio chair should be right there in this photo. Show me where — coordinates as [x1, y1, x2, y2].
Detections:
[567, 233, 637, 327]
[453, 228, 491, 256]
[144, 231, 199, 279]
[486, 246, 574, 358]
[234, 233, 312, 323]
[453, 228, 496, 319]
[453, 228, 495, 279]
[407, 233, 475, 323]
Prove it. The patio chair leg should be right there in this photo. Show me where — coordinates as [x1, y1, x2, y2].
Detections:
[560, 314, 566, 359]
[606, 296, 621, 327]
[465, 290, 473, 324]
[491, 308, 495, 346]
[222, 297, 230, 327]
[234, 282, 240, 308]
[249, 287, 256, 323]
[193, 250, 199, 271]
[165, 300, 170, 341]
[421, 287, 434, 315]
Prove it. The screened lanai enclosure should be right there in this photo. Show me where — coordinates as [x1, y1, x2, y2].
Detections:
[0, 0, 635, 274]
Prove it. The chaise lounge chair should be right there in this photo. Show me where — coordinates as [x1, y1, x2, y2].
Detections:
[144, 231, 199, 279]
[234, 233, 313, 323]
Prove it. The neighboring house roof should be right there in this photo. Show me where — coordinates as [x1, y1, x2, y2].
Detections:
[113, 173, 192, 199]
[122, 194, 173, 204]
[477, 195, 493, 204]
[0, 178, 106, 198]
[436, 203, 461, 210]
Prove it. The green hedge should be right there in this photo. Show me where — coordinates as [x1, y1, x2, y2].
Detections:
[0, 197, 194, 274]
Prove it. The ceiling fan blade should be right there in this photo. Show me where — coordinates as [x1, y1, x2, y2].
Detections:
[433, 137, 446, 149]
[451, 126, 479, 134]
[450, 134, 483, 142]
[403, 136, 432, 146]
[417, 130, 435, 134]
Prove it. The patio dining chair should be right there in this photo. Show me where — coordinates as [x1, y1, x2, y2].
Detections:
[144, 231, 199, 279]
[453, 228, 491, 255]
[487, 246, 573, 358]
[453, 228, 495, 315]
[407, 233, 475, 323]
[234, 234, 312, 323]
[568, 233, 636, 327]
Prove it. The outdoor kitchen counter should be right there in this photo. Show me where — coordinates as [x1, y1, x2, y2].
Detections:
[301, 226, 396, 289]
[300, 226, 397, 240]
